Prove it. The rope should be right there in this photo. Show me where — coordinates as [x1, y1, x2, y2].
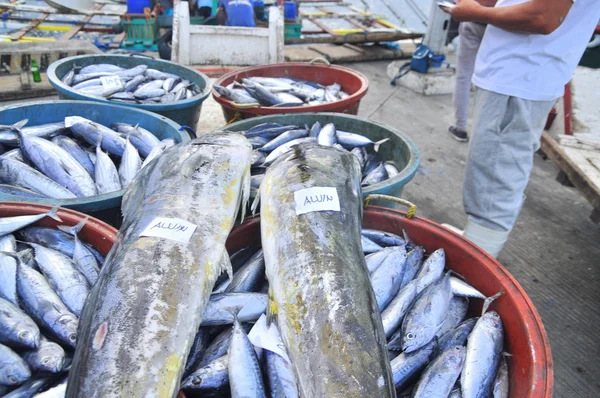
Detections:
[226, 112, 242, 125]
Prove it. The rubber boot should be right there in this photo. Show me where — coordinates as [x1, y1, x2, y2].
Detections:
[463, 218, 510, 258]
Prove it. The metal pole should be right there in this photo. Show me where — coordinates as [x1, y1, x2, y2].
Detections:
[422, 1, 451, 55]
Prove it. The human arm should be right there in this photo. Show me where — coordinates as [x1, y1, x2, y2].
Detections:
[450, 0, 574, 35]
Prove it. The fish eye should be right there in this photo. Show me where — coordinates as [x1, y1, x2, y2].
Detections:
[192, 377, 202, 385]
[8, 376, 16, 384]
[19, 331, 29, 339]
[406, 332, 415, 340]
[42, 358, 50, 364]
[70, 334, 77, 342]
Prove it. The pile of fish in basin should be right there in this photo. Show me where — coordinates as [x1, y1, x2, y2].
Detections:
[227, 118, 418, 196]
[213, 76, 350, 107]
[61, 63, 204, 104]
[0, 206, 108, 396]
[0, 115, 177, 200]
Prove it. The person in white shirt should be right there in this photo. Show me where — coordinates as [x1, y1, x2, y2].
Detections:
[441, 0, 600, 257]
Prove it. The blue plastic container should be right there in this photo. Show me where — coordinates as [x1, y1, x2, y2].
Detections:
[128, 0, 152, 14]
[0, 100, 188, 226]
[225, 113, 421, 208]
[283, 1, 297, 19]
[47, 55, 211, 131]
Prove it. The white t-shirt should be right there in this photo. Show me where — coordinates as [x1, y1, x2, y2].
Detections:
[472, 0, 600, 101]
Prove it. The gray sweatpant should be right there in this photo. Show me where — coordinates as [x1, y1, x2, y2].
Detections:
[453, 22, 487, 131]
[463, 88, 555, 232]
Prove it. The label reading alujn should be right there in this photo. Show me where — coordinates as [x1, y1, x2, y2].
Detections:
[100, 75, 123, 91]
[294, 186, 340, 215]
[139, 217, 197, 244]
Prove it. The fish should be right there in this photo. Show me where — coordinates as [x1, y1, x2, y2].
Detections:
[309, 121, 321, 137]
[317, 123, 336, 146]
[57, 219, 100, 286]
[79, 64, 125, 75]
[224, 249, 265, 293]
[0, 158, 77, 199]
[94, 137, 122, 194]
[384, 162, 399, 178]
[401, 246, 425, 288]
[362, 229, 405, 247]
[62, 69, 75, 86]
[0, 205, 61, 237]
[365, 247, 395, 273]
[51, 136, 95, 176]
[259, 129, 309, 153]
[67, 116, 126, 157]
[118, 136, 142, 188]
[415, 248, 446, 294]
[23, 335, 65, 373]
[141, 138, 176, 169]
[260, 143, 395, 396]
[411, 345, 466, 398]
[228, 317, 266, 398]
[145, 68, 179, 80]
[262, 137, 316, 166]
[4, 376, 55, 398]
[0, 343, 31, 386]
[18, 131, 97, 197]
[110, 124, 160, 158]
[450, 276, 486, 299]
[24, 242, 90, 317]
[401, 272, 452, 353]
[461, 311, 504, 398]
[67, 132, 252, 398]
[361, 235, 383, 253]
[263, 324, 298, 398]
[362, 163, 389, 186]
[200, 293, 267, 326]
[0, 236, 18, 304]
[437, 318, 478, 354]
[0, 297, 41, 349]
[182, 328, 214, 379]
[390, 339, 437, 390]
[381, 279, 418, 338]
[214, 85, 259, 105]
[14, 253, 79, 348]
[370, 245, 407, 311]
[198, 327, 234, 368]
[0, 184, 48, 199]
[123, 75, 146, 93]
[180, 355, 229, 393]
[32, 377, 67, 398]
[492, 356, 509, 398]
[0, 122, 66, 146]
[436, 296, 469, 338]
[337, 131, 390, 152]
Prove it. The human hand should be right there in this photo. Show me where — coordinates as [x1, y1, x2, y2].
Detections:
[451, 0, 484, 21]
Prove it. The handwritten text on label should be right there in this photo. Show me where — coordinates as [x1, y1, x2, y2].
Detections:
[294, 187, 340, 215]
[100, 76, 123, 91]
[139, 217, 197, 244]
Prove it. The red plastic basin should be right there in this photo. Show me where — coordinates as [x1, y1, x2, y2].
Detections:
[0, 202, 117, 256]
[211, 62, 369, 122]
[224, 206, 553, 398]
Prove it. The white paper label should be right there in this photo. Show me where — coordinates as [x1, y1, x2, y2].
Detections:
[294, 187, 340, 215]
[139, 217, 197, 244]
[248, 314, 291, 363]
[100, 76, 123, 91]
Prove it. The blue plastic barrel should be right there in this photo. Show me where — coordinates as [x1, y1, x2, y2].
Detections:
[225, 113, 421, 208]
[47, 55, 211, 131]
[128, 0, 152, 14]
[283, 1, 297, 19]
[0, 101, 188, 226]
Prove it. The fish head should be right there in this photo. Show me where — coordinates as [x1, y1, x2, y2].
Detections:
[401, 313, 436, 353]
[4, 361, 31, 385]
[481, 311, 504, 332]
[38, 351, 66, 373]
[55, 314, 79, 348]
[17, 327, 40, 349]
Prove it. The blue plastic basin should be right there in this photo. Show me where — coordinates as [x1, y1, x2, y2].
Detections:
[47, 54, 211, 131]
[0, 100, 188, 226]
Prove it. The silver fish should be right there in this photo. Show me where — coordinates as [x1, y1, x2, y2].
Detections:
[317, 123, 336, 146]
[370, 245, 407, 311]
[51, 136, 95, 177]
[401, 246, 425, 288]
[265, 348, 298, 398]
[381, 279, 418, 338]
[262, 137, 316, 166]
[23, 335, 65, 373]
[79, 64, 125, 75]
[0, 122, 66, 146]
[450, 276, 486, 299]
[94, 137, 122, 194]
[260, 143, 394, 396]
[57, 218, 100, 286]
[0, 343, 31, 386]
[118, 137, 142, 188]
[492, 356, 509, 398]
[123, 75, 146, 93]
[401, 272, 452, 353]
[224, 250, 265, 293]
[0, 235, 18, 305]
[415, 248, 445, 294]
[390, 339, 437, 390]
[361, 235, 383, 253]
[0, 158, 76, 199]
[0, 297, 40, 349]
[461, 311, 504, 398]
[228, 317, 266, 398]
[0, 205, 61, 237]
[436, 296, 469, 338]
[68, 116, 126, 157]
[412, 345, 466, 398]
[259, 129, 308, 153]
[111, 123, 160, 158]
[140, 138, 176, 169]
[180, 355, 229, 393]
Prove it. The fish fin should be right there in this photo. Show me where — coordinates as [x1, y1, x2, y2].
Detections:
[46, 205, 62, 222]
[57, 216, 89, 236]
[373, 138, 390, 152]
[250, 185, 261, 215]
[180, 150, 207, 178]
[448, 270, 467, 281]
[0, 251, 20, 263]
[482, 290, 503, 315]
[219, 250, 234, 281]
[12, 119, 28, 131]
[266, 286, 277, 326]
[239, 166, 251, 223]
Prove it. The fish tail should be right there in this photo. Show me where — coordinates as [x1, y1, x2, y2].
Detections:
[12, 119, 28, 131]
[250, 185, 261, 215]
[96, 134, 103, 150]
[47, 205, 62, 222]
[57, 216, 89, 236]
[0, 251, 20, 262]
[373, 138, 390, 152]
[482, 290, 504, 315]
